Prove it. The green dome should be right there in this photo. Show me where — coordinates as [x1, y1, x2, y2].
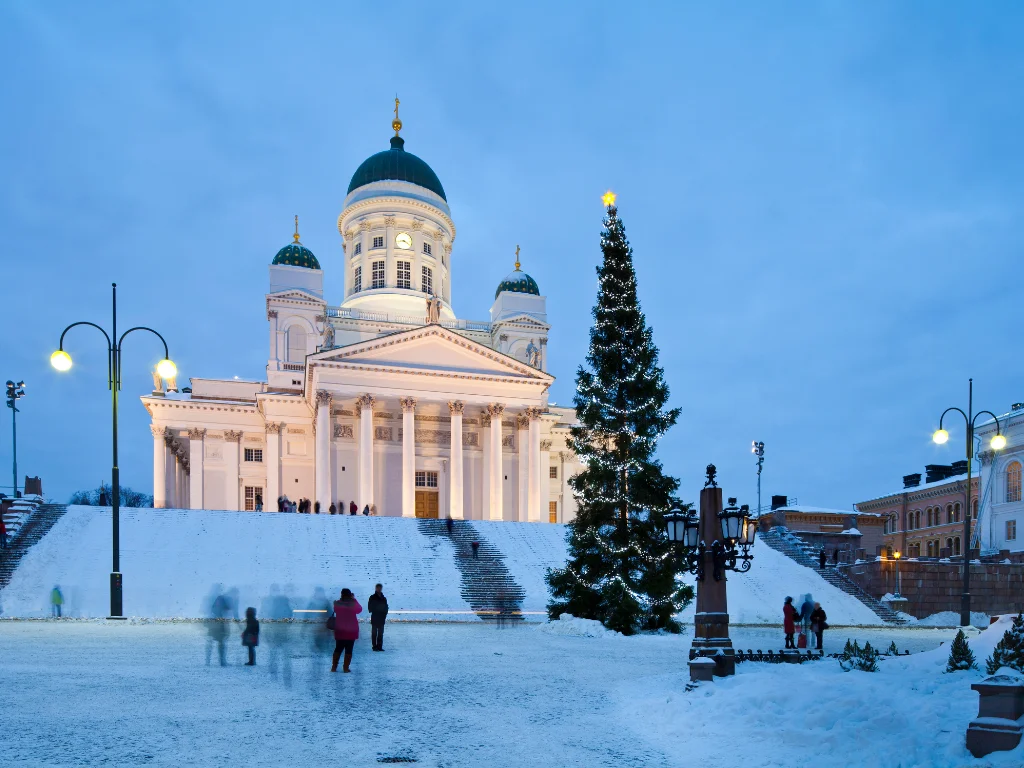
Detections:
[495, 269, 540, 299]
[347, 136, 446, 201]
[272, 240, 321, 270]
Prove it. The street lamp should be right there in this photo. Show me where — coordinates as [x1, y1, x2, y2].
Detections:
[752, 440, 765, 514]
[932, 378, 1006, 627]
[52, 283, 175, 619]
[893, 550, 902, 598]
[5, 380, 26, 498]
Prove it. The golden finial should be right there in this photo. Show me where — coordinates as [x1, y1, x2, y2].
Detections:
[392, 95, 402, 136]
[514, 245, 521, 271]
[293, 214, 301, 243]
[601, 189, 617, 208]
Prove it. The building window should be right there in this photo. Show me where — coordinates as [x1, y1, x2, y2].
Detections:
[953, 502, 961, 523]
[1007, 520, 1018, 541]
[353, 242, 362, 256]
[422, 242, 432, 255]
[422, 266, 433, 294]
[244, 486, 263, 512]
[372, 236, 384, 249]
[397, 260, 411, 289]
[926, 541, 934, 557]
[353, 266, 362, 293]
[372, 260, 385, 289]
[287, 326, 306, 363]
[1008, 461, 1022, 503]
[442, 252, 446, 267]
[549, 466, 558, 479]
[947, 504, 954, 524]
[915, 510, 921, 529]
[973, 499, 978, 519]
[415, 470, 438, 488]
[244, 448, 263, 463]
[549, 501, 558, 523]
[953, 537, 961, 556]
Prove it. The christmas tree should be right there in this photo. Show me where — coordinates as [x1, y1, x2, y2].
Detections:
[946, 629, 977, 672]
[986, 613, 1024, 674]
[546, 193, 691, 635]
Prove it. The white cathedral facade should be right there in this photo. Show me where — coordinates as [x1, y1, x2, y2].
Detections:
[142, 112, 582, 523]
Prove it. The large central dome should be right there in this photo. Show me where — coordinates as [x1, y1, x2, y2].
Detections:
[347, 136, 446, 201]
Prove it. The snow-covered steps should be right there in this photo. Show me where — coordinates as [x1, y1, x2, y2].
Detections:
[0, 504, 68, 590]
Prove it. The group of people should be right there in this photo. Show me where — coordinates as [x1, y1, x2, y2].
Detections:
[241, 583, 390, 673]
[273, 497, 378, 516]
[783, 594, 827, 650]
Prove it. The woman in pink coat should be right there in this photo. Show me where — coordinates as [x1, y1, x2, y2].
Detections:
[331, 588, 363, 673]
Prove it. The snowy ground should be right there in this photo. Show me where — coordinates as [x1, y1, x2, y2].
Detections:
[2, 619, 1020, 767]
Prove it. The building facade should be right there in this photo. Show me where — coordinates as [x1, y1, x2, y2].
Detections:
[976, 403, 1024, 554]
[142, 112, 582, 522]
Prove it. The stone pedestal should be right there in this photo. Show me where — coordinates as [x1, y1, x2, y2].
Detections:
[690, 486, 736, 677]
[688, 657, 716, 683]
[966, 675, 1024, 757]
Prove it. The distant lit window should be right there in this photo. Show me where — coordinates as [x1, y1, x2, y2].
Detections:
[549, 500, 557, 523]
[1008, 520, 1017, 541]
[1008, 462, 1022, 503]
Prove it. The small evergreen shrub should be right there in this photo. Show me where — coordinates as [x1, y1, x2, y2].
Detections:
[945, 629, 977, 672]
[985, 613, 1024, 675]
[887, 641, 899, 657]
[839, 639, 879, 672]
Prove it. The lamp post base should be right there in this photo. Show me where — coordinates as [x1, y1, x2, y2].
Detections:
[692, 611, 736, 677]
[109, 572, 123, 618]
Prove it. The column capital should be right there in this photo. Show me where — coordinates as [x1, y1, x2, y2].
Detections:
[526, 407, 543, 421]
[516, 413, 530, 429]
[540, 440, 553, 451]
[267, 310, 278, 320]
[265, 421, 283, 434]
[223, 430, 243, 442]
[355, 394, 376, 415]
[400, 397, 417, 413]
[384, 215, 397, 227]
[447, 400, 464, 415]
[151, 424, 168, 439]
[187, 428, 207, 439]
[315, 390, 333, 407]
[480, 411, 491, 427]
[487, 403, 506, 418]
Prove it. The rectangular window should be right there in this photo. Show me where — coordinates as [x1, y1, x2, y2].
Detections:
[244, 448, 263, 463]
[353, 266, 362, 293]
[422, 242, 432, 255]
[422, 266, 433, 294]
[549, 466, 558, 479]
[372, 236, 384, 249]
[549, 500, 558, 523]
[397, 260, 411, 289]
[244, 486, 263, 512]
[372, 260, 385, 289]
[1008, 520, 1018, 541]
[415, 470, 439, 488]
[353, 242, 362, 256]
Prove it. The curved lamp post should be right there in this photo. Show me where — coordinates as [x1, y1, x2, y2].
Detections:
[932, 378, 1006, 628]
[752, 440, 765, 515]
[5, 380, 26, 498]
[52, 283, 175, 618]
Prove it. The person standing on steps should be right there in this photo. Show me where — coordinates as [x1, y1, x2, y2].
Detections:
[368, 584, 389, 651]
[255, 493, 263, 512]
[445, 516, 454, 535]
[242, 607, 259, 665]
[331, 588, 362, 673]
[50, 586, 64, 618]
[782, 596, 797, 649]
[471, 541, 480, 559]
[818, 548, 827, 569]
[0, 515, 7, 549]
[349, 500, 357, 516]
[329, 502, 336, 515]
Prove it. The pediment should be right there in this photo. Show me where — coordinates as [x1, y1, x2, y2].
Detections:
[268, 289, 322, 303]
[493, 314, 550, 329]
[310, 325, 552, 381]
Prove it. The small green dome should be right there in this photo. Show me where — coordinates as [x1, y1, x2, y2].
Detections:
[495, 268, 540, 299]
[273, 241, 320, 270]
[348, 136, 446, 201]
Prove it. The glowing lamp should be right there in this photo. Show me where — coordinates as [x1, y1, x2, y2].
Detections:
[50, 350, 73, 372]
[932, 428, 949, 445]
[894, 551, 901, 560]
[991, 434, 1007, 451]
[156, 358, 177, 380]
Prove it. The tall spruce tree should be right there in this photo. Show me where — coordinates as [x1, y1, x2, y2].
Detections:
[546, 197, 692, 634]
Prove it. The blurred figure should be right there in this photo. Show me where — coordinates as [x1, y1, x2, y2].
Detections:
[261, 585, 293, 682]
[818, 548, 827, 569]
[783, 596, 797, 649]
[329, 503, 337, 515]
[369, 504, 377, 516]
[445, 516, 453, 535]
[314, 501, 321, 514]
[349, 500, 357, 516]
[362, 504, 370, 516]
[0, 514, 8, 549]
[331, 588, 362, 673]
[205, 585, 229, 667]
[255, 493, 263, 512]
[368, 584, 389, 651]
[242, 607, 259, 665]
[50, 586, 64, 618]
[810, 601, 828, 650]
[471, 541, 480, 559]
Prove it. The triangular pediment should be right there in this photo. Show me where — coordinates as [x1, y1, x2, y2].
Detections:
[493, 314, 550, 329]
[310, 325, 552, 381]
[268, 289, 322, 303]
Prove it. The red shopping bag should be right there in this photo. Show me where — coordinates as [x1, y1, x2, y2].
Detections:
[797, 632, 807, 649]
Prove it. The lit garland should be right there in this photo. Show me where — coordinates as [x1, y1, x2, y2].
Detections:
[565, 567, 690, 610]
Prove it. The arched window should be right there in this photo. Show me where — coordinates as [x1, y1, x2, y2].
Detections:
[972, 498, 978, 519]
[947, 504, 954, 524]
[953, 537, 961, 556]
[915, 510, 922, 529]
[927, 508, 933, 527]
[953, 502, 961, 523]
[926, 541, 934, 557]
[1008, 461, 1022, 503]
[945, 537, 953, 553]
[286, 326, 307, 363]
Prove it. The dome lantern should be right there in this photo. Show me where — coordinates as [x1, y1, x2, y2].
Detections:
[495, 245, 540, 299]
[272, 215, 321, 270]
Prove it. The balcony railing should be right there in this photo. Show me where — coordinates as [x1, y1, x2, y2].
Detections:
[326, 305, 492, 333]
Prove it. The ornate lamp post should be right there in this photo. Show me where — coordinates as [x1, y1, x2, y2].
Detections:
[665, 464, 758, 677]
[51, 283, 176, 619]
[752, 440, 765, 514]
[932, 378, 1006, 627]
[5, 380, 26, 498]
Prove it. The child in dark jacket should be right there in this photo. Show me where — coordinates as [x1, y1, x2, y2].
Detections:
[242, 607, 259, 666]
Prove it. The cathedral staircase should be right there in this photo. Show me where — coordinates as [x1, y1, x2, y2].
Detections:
[0, 504, 69, 590]
[417, 519, 527, 623]
[758, 526, 907, 625]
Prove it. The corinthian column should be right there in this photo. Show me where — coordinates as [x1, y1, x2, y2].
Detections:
[223, 430, 242, 511]
[357, 394, 376, 509]
[527, 408, 542, 522]
[449, 401, 464, 519]
[517, 413, 530, 522]
[315, 391, 332, 511]
[164, 436, 176, 507]
[188, 428, 206, 510]
[488, 404, 505, 520]
[401, 397, 417, 518]
[151, 425, 167, 509]
[540, 440, 552, 522]
[481, 411, 491, 521]
[265, 422, 282, 511]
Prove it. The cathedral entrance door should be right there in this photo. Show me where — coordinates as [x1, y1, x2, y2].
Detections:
[415, 490, 439, 519]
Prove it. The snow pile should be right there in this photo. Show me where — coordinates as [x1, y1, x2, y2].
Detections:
[898, 610, 992, 628]
[536, 613, 615, 638]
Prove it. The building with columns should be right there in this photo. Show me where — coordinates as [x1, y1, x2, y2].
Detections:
[142, 109, 582, 522]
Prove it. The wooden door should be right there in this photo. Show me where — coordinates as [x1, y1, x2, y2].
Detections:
[416, 490, 439, 519]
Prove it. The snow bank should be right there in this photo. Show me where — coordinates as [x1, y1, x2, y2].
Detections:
[897, 610, 992, 628]
[535, 613, 615, 638]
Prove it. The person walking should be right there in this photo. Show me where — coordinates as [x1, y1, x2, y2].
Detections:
[50, 586, 64, 618]
[349, 501, 357, 516]
[255, 493, 263, 512]
[818, 548, 827, 569]
[242, 607, 260, 666]
[369, 504, 377, 516]
[368, 584, 389, 651]
[800, 593, 815, 648]
[783, 596, 797, 649]
[445, 515, 454, 535]
[329, 503, 337, 515]
[471, 541, 480, 559]
[810, 602, 827, 651]
[833, 548, 839, 565]
[314, 500, 321, 514]
[362, 504, 370, 516]
[331, 588, 363, 673]
[0, 515, 7, 549]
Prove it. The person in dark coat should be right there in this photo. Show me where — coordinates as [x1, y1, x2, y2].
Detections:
[349, 501, 357, 516]
[810, 602, 827, 650]
[799, 594, 814, 644]
[368, 584, 389, 651]
[255, 493, 263, 512]
[242, 607, 259, 666]
[314, 500, 321, 514]
[782, 596, 797, 649]
[362, 504, 370, 516]
[445, 516, 454, 535]
[329, 503, 336, 515]
[0, 515, 7, 549]
[331, 588, 363, 673]
[471, 541, 480, 559]
[833, 548, 839, 564]
[818, 548, 827, 569]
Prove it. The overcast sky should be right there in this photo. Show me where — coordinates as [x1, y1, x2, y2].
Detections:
[2, 2, 1022, 509]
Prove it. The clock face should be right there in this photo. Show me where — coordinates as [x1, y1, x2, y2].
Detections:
[395, 232, 412, 250]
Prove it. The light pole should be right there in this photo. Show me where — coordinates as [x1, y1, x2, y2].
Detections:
[51, 283, 176, 619]
[932, 378, 1006, 627]
[893, 550, 902, 598]
[752, 440, 765, 515]
[5, 380, 26, 498]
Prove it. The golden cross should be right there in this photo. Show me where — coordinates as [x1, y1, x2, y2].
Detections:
[394, 96, 400, 120]
[515, 244, 521, 270]
[294, 214, 300, 242]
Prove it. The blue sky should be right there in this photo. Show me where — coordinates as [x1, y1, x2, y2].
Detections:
[1, 2, 1022, 509]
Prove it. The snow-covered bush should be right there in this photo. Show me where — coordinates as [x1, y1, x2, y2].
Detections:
[838, 639, 878, 672]
[985, 613, 1024, 675]
[945, 629, 977, 672]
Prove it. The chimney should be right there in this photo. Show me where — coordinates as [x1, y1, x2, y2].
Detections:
[903, 473, 922, 489]
[925, 464, 954, 484]
[771, 494, 788, 510]
[951, 460, 968, 476]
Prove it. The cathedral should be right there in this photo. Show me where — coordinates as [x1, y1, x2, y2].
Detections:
[142, 106, 582, 522]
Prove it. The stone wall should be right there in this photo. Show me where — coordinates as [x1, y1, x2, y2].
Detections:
[842, 559, 1024, 619]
